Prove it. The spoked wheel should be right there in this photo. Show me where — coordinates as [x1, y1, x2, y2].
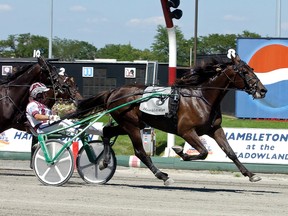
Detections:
[32, 139, 74, 186]
[76, 141, 117, 184]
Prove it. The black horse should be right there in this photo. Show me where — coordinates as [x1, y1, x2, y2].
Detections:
[76, 53, 267, 185]
[0, 57, 82, 133]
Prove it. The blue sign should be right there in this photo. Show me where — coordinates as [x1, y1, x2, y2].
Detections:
[236, 38, 288, 119]
[82, 67, 94, 77]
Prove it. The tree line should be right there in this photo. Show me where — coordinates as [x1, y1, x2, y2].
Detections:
[0, 25, 260, 66]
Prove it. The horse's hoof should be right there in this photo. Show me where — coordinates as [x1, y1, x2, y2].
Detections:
[249, 175, 262, 182]
[99, 160, 108, 170]
[172, 146, 183, 154]
[164, 178, 175, 186]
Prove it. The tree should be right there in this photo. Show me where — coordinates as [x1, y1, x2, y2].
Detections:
[197, 33, 237, 55]
[0, 29, 261, 63]
[53, 37, 97, 61]
[0, 35, 17, 57]
[196, 31, 261, 55]
[239, 30, 261, 38]
[0, 33, 48, 58]
[151, 25, 190, 66]
[151, 25, 169, 62]
[16, 34, 49, 57]
[96, 44, 142, 61]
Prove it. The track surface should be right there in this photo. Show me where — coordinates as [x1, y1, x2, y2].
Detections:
[0, 160, 288, 216]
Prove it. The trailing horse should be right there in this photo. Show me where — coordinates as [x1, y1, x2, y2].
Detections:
[76, 52, 267, 185]
[0, 57, 82, 133]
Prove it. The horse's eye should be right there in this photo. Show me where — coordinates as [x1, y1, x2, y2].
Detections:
[242, 68, 250, 74]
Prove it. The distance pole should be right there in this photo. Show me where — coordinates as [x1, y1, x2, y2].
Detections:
[160, 0, 179, 156]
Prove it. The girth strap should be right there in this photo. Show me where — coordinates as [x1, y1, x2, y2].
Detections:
[165, 87, 180, 130]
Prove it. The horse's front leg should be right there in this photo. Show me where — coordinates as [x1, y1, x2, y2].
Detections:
[172, 130, 209, 161]
[128, 128, 174, 186]
[209, 127, 261, 182]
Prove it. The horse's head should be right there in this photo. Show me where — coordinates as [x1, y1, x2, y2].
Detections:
[225, 51, 267, 99]
[57, 75, 83, 103]
[37, 57, 83, 104]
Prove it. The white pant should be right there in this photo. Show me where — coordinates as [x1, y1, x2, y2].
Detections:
[37, 120, 103, 136]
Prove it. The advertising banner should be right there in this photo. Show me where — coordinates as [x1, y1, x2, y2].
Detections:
[184, 128, 288, 165]
[0, 128, 100, 152]
[236, 38, 288, 119]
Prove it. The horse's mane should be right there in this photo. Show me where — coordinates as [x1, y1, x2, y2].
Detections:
[1, 64, 35, 84]
[174, 56, 231, 86]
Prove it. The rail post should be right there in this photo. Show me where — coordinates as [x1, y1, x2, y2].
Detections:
[160, 0, 182, 157]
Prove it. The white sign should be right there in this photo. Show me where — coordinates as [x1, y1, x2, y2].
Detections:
[2, 65, 12, 76]
[0, 128, 100, 152]
[184, 128, 288, 164]
[82, 67, 94, 77]
[33, 49, 41, 58]
[124, 67, 136, 78]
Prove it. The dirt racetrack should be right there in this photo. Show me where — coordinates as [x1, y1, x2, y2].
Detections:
[0, 160, 288, 216]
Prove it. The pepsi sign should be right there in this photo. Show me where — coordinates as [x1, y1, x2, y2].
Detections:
[236, 38, 288, 119]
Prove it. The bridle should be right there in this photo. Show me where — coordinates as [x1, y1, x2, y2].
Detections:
[39, 59, 78, 103]
[222, 59, 261, 97]
[59, 76, 79, 102]
[39, 60, 65, 96]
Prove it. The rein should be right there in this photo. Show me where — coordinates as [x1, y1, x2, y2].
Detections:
[0, 95, 24, 114]
[40, 60, 59, 103]
[176, 60, 258, 93]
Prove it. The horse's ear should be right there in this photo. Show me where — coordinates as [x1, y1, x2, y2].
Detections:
[232, 54, 241, 65]
[37, 56, 45, 66]
[229, 53, 242, 65]
[235, 54, 241, 62]
[37, 56, 49, 70]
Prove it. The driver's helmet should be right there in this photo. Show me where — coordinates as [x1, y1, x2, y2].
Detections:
[29, 82, 50, 98]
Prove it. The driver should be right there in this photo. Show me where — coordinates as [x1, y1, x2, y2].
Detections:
[26, 82, 71, 134]
[26, 82, 110, 169]
[26, 82, 103, 135]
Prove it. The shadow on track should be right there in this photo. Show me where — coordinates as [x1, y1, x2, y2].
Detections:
[106, 183, 279, 195]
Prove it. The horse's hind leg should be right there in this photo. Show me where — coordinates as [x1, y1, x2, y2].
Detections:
[98, 137, 111, 170]
[127, 127, 174, 186]
[98, 125, 128, 170]
[210, 127, 261, 182]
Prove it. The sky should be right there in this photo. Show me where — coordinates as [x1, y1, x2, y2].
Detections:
[0, 0, 288, 50]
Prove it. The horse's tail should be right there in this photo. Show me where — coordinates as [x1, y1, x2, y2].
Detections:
[66, 90, 112, 119]
[79, 90, 111, 112]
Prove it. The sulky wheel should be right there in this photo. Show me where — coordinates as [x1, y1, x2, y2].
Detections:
[32, 139, 74, 186]
[76, 140, 116, 184]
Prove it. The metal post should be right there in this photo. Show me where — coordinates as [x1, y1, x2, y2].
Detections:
[193, 0, 198, 66]
[276, 0, 281, 37]
[48, 0, 53, 58]
[160, 0, 177, 86]
[160, 0, 177, 156]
